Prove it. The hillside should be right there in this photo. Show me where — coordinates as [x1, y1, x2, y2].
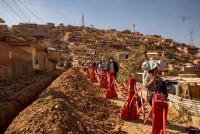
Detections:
[61, 25, 198, 63]
[1, 23, 199, 70]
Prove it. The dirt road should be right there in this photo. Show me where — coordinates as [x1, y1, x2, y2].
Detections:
[110, 84, 187, 134]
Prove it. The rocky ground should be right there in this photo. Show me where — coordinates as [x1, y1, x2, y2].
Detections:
[5, 67, 126, 134]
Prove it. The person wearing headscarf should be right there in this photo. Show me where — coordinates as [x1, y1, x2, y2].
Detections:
[144, 67, 162, 105]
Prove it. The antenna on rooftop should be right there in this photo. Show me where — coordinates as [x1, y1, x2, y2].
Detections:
[81, 13, 85, 27]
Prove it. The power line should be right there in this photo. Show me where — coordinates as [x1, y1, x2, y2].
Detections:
[7, 0, 26, 21]
[12, 0, 31, 21]
[18, 0, 44, 23]
[1, 0, 25, 21]
[24, 0, 33, 9]
[0, 0, 16, 20]
[25, 0, 44, 23]
[0, 4, 8, 23]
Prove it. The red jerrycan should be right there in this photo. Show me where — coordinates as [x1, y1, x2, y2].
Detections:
[90, 68, 97, 83]
[105, 72, 117, 99]
[129, 95, 140, 120]
[151, 100, 168, 134]
[120, 100, 129, 120]
[129, 77, 140, 120]
[99, 67, 106, 88]
[103, 69, 108, 89]
[120, 77, 140, 120]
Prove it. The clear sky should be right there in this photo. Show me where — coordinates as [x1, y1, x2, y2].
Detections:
[0, 0, 200, 47]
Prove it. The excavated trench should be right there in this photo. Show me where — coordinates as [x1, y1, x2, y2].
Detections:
[0, 71, 63, 133]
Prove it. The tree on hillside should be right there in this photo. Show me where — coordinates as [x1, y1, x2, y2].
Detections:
[118, 45, 147, 84]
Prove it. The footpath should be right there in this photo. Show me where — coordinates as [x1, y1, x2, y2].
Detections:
[110, 83, 187, 134]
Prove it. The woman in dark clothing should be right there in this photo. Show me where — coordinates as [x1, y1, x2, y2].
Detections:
[107, 57, 119, 79]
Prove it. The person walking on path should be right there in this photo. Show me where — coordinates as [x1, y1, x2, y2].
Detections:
[97, 61, 102, 74]
[102, 60, 107, 69]
[107, 57, 118, 79]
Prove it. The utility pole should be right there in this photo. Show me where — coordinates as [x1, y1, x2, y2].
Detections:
[133, 24, 135, 33]
[133, 24, 136, 46]
[81, 13, 85, 27]
[189, 28, 194, 46]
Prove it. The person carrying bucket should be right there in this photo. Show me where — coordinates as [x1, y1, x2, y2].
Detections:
[144, 66, 161, 105]
[142, 57, 168, 105]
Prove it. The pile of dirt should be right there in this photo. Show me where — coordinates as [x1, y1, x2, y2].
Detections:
[5, 67, 125, 134]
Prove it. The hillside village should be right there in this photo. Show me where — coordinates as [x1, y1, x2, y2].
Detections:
[2, 0, 200, 133]
[1, 21, 200, 80]
[1, 20, 200, 133]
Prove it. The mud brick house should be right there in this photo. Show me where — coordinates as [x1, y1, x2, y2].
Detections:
[0, 25, 9, 41]
[188, 47, 200, 58]
[181, 62, 196, 74]
[47, 22, 55, 28]
[0, 39, 57, 79]
[193, 60, 200, 77]
[116, 51, 129, 62]
[183, 47, 200, 57]
[32, 44, 56, 72]
[0, 41, 33, 79]
[0, 24, 8, 31]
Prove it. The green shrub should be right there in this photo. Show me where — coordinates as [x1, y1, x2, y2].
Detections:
[118, 45, 147, 84]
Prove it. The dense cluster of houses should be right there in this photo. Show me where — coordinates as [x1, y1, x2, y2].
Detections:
[1, 19, 200, 80]
[145, 51, 200, 77]
[0, 21, 65, 80]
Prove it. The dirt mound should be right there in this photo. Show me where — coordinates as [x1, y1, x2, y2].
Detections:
[5, 67, 125, 134]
